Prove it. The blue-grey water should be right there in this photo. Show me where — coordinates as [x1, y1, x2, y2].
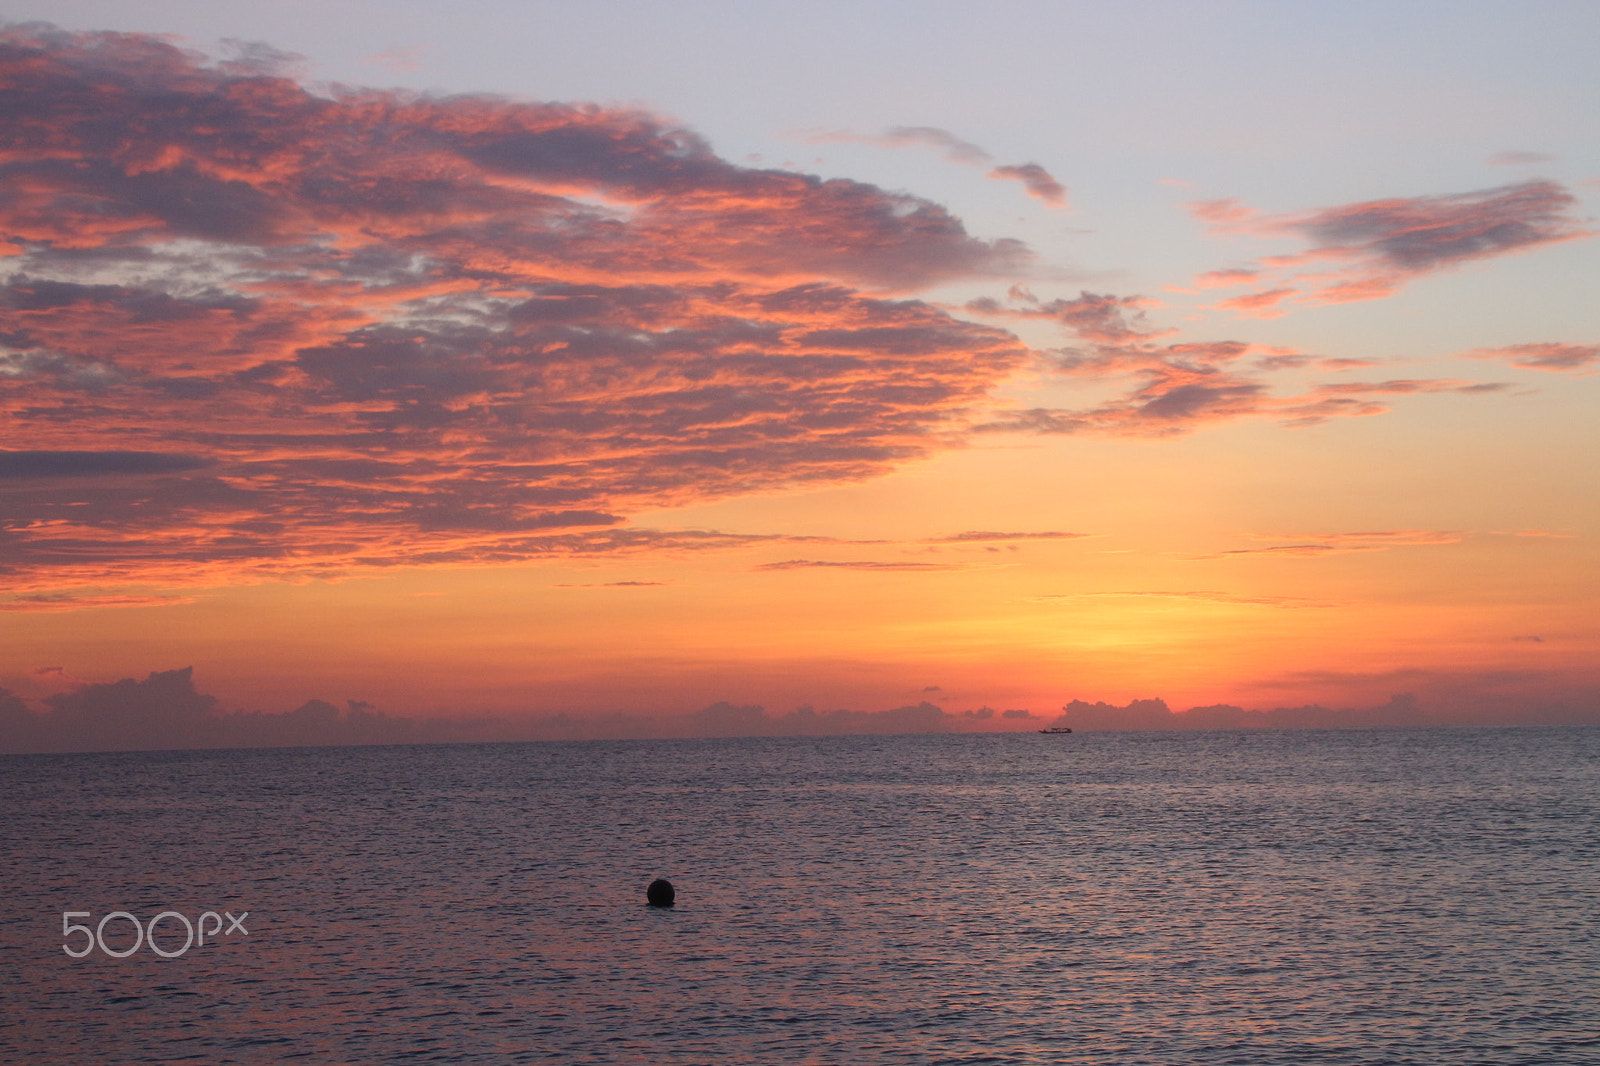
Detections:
[2, 727, 1597, 1064]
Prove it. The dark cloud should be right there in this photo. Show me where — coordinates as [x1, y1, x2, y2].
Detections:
[0, 449, 209, 478]
[0, 24, 1033, 591]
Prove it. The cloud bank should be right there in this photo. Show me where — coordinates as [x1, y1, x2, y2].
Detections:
[7, 668, 1594, 755]
[0, 25, 1031, 594]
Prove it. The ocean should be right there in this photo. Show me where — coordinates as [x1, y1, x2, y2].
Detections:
[2, 727, 1596, 1064]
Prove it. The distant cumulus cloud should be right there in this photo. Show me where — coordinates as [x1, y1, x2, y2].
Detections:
[0, 25, 1032, 592]
[1189, 180, 1590, 310]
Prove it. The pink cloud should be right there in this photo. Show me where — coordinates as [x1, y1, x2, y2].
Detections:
[1214, 287, 1298, 317]
[971, 296, 1508, 437]
[1189, 181, 1591, 311]
[1194, 268, 1260, 288]
[987, 163, 1068, 207]
[968, 287, 1440, 437]
[0, 25, 1034, 592]
[1466, 343, 1599, 371]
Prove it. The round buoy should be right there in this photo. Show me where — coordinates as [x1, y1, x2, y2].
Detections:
[646, 878, 675, 907]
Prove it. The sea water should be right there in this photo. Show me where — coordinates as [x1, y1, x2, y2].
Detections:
[2, 727, 1596, 1064]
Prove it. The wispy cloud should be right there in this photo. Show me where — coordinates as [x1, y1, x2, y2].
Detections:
[1486, 150, 1555, 166]
[802, 126, 1067, 206]
[756, 559, 974, 572]
[987, 164, 1068, 207]
[551, 580, 669, 588]
[1189, 180, 1590, 311]
[929, 530, 1089, 543]
[1212, 529, 1467, 557]
[1466, 342, 1599, 371]
[0, 592, 199, 612]
[1036, 590, 1342, 608]
[363, 46, 423, 73]
[805, 125, 995, 164]
[966, 287, 1509, 436]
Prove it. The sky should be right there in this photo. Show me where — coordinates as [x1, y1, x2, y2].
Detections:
[1, 1, 1597, 748]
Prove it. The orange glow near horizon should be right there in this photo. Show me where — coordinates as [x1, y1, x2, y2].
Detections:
[2, 22, 1597, 745]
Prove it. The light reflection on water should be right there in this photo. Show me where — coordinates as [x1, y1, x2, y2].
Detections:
[3, 727, 1597, 1063]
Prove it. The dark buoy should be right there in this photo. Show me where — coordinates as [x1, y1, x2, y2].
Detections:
[646, 878, 676, 907]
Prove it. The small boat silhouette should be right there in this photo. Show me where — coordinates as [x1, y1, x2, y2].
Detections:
[1038, 726, 1073, 734]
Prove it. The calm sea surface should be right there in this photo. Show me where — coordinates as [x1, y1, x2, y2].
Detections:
[2, 728, 1597, 1064]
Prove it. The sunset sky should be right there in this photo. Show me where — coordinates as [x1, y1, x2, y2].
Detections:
[2, 1, 1597, 738]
